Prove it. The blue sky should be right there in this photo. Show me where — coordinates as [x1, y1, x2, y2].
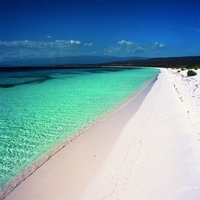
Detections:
[0, 0, 200, 64]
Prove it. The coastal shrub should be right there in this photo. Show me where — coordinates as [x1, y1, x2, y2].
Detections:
[187, 70, 197, 77]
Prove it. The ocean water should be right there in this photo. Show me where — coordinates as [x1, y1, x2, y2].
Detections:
[0, 67, 159, 190]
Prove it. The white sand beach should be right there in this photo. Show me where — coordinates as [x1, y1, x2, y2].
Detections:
[4, 68, 200, 200]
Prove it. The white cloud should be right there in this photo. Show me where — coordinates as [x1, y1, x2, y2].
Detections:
[45, 35, 52, 39]
[148, 42, 165, 53]
[84, 42, 93, 46]
[69, 40, 81, 45]
[0, 39, 166, 61]
[0, 39, 82, 48]
[105, 40, 165, 56]
[154, 42, 165, 48]
[160, 44, 165, 47]
[0, 39, 94, 60]
[105, 40, 144, 55]
[118, 40, 133, 46]
[104, 46, 121, 54]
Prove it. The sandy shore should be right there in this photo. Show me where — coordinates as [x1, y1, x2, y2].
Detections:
[4, 68, 200, 200]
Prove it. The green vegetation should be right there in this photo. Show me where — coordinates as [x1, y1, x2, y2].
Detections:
[167, 64, 200, 70]
[187, 70, 197, 77]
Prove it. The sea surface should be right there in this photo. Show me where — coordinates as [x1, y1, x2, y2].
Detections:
[0, 67, 159, 192]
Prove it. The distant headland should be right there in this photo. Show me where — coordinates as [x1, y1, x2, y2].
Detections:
[0, 55, 200, 70]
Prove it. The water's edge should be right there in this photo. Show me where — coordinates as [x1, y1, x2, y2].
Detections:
[1, 70, 160, 200]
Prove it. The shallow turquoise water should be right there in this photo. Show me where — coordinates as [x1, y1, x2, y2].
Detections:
[0, 67, 158, 188]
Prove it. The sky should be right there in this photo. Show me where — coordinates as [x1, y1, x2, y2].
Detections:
[0, 0, 200, 64]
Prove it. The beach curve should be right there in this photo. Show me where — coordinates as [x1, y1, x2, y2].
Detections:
[4, 68, 200, 200]
[1, 69, 158, 200]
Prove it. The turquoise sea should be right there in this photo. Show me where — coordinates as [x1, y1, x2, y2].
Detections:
[0, 67, 159, 192]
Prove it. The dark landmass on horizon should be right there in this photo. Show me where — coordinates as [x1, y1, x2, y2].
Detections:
[0, 56, 146, 67]
[0, 56, 200, 71]
[105, 56, 200, 67]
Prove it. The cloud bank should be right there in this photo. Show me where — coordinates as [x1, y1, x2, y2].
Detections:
[105, 40, 165, 56]
[0, 39, 165, 62]
[0, 39, 94, 61]
[0, 39, 82, 48]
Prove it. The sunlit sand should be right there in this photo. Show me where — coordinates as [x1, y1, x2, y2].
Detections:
[4, 68, 200, 200]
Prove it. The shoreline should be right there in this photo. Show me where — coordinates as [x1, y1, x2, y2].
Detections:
[80, 68, 200, 200]
[1, 71, 159, 199]
[4, 68, 200, 199]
